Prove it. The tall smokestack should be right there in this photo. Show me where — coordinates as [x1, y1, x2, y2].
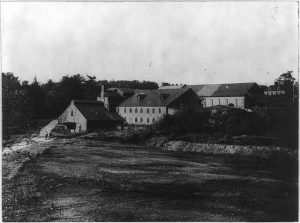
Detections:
[97, 85, 105, 102]
[101, 85, 104, 101]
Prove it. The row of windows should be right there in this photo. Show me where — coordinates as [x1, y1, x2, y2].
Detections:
[134, 117, 156, 123]
[205, 98, 239, 107]
[265, 91, 285, 96]
[117, 107, 162, 114]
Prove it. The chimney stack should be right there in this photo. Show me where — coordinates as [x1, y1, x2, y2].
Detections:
[101, 85, 104, 101]
[97, 85, 105, 102]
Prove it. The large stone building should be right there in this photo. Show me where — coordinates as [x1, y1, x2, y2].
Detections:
[116, 88, 201, 125]
[186, 82, 263, 109]
[58, 100, 124, 132]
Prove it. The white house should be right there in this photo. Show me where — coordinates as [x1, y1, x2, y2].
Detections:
[58, 100, 124, 133]
[186, 82, 263, 109]
[116, 88, 201, 125]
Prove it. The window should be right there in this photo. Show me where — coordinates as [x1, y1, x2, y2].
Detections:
[135, 117, 138, 123]
[152, 108, 155, 113]
[158, 108, 161, 113]
[152, 118, 155, 123]
[218, 99, 220, 105]
[124, 108, 126, 113]
[71, 111, 74, 116]
[147, 118, 149, 123]
[211, 99, 213, 106]
[140, 108, 143, 113]
[147, 108, 149, 113]
[226, 99, 228, 105]
[135, 108, 138, 113]
[129, 108, 132, 113]
[140, 117, 143, 123]
[235, 99, 238, 107]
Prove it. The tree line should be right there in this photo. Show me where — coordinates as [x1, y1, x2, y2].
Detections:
[2, 71, 298, 137]
[2, 73, 158, 136]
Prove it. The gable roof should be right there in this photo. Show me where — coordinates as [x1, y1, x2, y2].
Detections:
[73, 100, 123, 122]
[118, 88, 193, 107]
[187, 82, 257, 97]
[265, 85, 285, 91]
[159, 85, 186, 90]
[107, 88, 136, 94]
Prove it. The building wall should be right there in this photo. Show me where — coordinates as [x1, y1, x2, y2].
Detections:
[167, 107, 177, 115]
[58, 103, 87, 133]
[203, 96, 245, 108]
[264, 91, 285, 96]
[117, 106, 167, 125]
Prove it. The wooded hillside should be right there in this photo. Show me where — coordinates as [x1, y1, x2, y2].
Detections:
[2, 73, 158, 136]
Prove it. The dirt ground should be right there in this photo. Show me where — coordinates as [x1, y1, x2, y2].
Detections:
[2, 138, 298, 221]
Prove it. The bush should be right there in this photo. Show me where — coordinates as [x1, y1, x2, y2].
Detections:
[209, 108, 265, 136]
[152, 108, 211, 135]
[153, 107, 265, 136]
[151, 105, 298, 148]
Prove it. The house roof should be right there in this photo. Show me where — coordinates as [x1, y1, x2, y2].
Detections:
[265, 85, 284, 91]
[118, 88, 193, 107]
[107, 88, 135, 94]
[187, 82, 257, 97]
[158, 85, 186, 90]
[73, 100, 123, 122]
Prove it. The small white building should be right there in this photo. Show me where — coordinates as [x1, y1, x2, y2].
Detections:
[264, 85, 285, 96]
[116, 88, 201, 125]
[187, 82, 262, 109]
[58, 100, 124, 133]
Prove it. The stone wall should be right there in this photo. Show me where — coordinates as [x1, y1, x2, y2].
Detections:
[146, 137, 294, 159]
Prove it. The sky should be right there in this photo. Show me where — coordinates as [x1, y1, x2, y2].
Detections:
[1, 2, 298, 85]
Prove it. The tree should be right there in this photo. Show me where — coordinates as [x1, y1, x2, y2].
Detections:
[274, 71, 295, 96]
[26, 77, 48, 118]
[51, 74, 86, 116]
[83, 75, 100, 100]
[2, 73, 29, 135]
[162, 82, 171, 86]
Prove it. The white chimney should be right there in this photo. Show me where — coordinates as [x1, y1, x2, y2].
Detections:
[101, 85, 104, 101]
[97, 85, 105, 102]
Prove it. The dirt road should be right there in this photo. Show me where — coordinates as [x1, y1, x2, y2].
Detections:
[2, 138, 298, 221]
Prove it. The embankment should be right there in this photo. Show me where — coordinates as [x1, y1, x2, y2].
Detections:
[146, 136, 296, 159]
[2, 137, 55, 180]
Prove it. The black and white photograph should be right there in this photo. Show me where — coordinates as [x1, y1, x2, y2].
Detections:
[1, 1, 299, 222]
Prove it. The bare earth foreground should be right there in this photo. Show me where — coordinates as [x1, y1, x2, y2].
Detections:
[3, 138, 298, 222]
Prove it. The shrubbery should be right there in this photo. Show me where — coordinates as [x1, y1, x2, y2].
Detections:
[153, 107, 263, 135]
[152, 106, 298, 148]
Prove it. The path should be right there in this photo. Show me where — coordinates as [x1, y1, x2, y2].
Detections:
[2, 138, 298, 221]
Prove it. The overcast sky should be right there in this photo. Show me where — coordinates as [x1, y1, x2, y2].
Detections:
[1, 2, 298, 85]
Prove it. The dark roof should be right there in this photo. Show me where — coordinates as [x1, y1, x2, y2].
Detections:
[105, 91, 123, 98]
[159, 85, 186, 90]
[265, 85, 284, 91]
[118, 88, 136, 94]
[107, 88, 135, 94]
[118, 88, 193, 107]
[187, 82, 257, 97]
[73, 100, 123, 122]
